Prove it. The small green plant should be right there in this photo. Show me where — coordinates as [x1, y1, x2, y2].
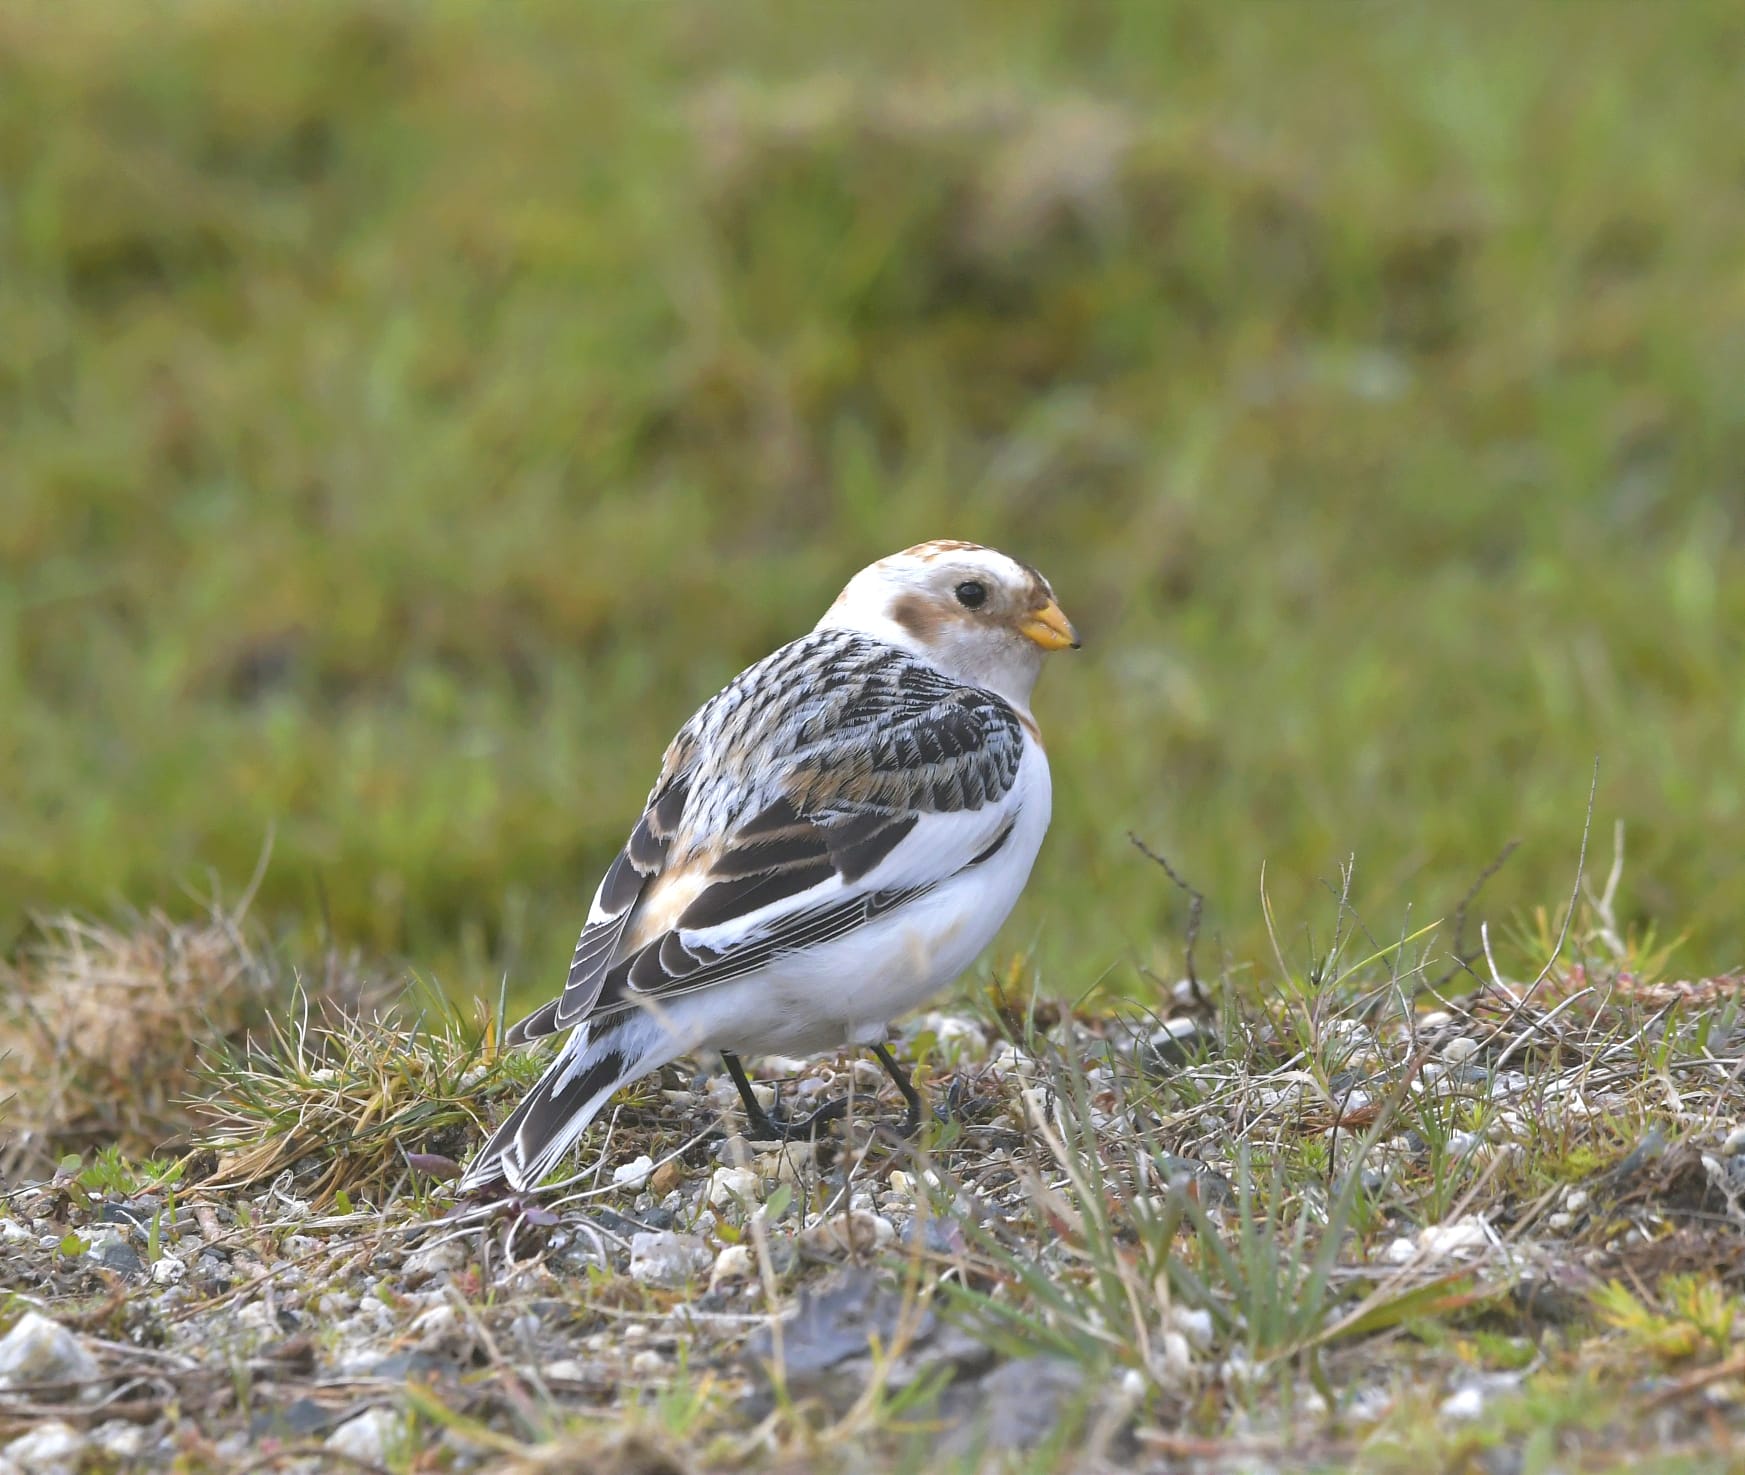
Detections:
[1593, 1276, 1740, 1364]
[76, 1145, 184, 1198]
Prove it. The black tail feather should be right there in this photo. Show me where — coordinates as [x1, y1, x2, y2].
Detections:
[461, 1037, 631, 1192]
[504, 997, 562, 1047]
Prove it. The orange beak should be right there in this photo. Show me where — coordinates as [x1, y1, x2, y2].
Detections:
[1018, 598, 1080, 651]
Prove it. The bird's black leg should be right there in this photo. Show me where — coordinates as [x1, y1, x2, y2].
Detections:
[720, 1051, 848, 1141]
[871, 1043, 938, 1137]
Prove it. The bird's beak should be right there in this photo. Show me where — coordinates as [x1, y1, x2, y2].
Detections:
[1018, 598, 1080, 651]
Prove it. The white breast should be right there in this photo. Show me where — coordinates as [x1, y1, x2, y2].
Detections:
[657, 738, 1054, 1058]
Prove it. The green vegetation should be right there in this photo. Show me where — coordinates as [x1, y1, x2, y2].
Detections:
[4, 4, 1742, 1004]
[4, 875, 1743, 1471]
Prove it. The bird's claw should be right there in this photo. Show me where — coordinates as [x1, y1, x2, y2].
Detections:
[742, 1092, 850, 1142]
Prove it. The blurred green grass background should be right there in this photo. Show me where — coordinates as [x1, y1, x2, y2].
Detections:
[4, 1, 1742, 1009]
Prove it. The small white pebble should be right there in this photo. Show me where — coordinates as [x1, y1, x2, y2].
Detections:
[1169, 1306, 1215, 1352]
[754, 1142, 816, 1183]
[908, 1012, 988, 1060]
[150, 1255, 186, 1287]
[1440, 1386, 1486, 1420]
[1384, 1237, 1418, 1265]
[628, 1232, 711, 1288]
[711, 1245, 755, 1285]
[1563, 1188, 1589, 1213]
[326, 1408, 402, 1465]
[235, 1301, 278, 1332]
[347, 1300, 396, 1336]
[1722, 1124, 1745, 1156]
[1440, 1036, 1482, 1064]
[403, 1239, 466, 1280]
[90, 1419, 147, 1459]
[707, 1167, 760, 1209]
[1419, 1217, 1490, 1260]
[1157, 1331, 1195, 1385]
[1547, 1212, 1573, 1232]
[3, 1420, 91, 1471]
[613, 1155, 655, 1193]
[630, 1349, 665, 1374]
[796, 1211, 895, 1257]
[409, 1304, 462, 1343]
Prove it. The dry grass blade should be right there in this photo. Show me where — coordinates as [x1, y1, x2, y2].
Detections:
[190, 986, 540, 1209]
[0, 902, 287, 1179]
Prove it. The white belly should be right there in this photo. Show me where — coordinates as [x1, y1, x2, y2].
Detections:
[644, 741, 1053, 1058]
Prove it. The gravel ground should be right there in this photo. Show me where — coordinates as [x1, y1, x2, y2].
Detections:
[6, 957, 1745, 1475]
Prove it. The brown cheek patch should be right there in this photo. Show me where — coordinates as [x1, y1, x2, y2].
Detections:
[890, 592, 947, 644]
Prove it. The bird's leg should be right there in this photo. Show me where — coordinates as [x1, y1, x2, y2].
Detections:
[719, 1046, 943, 1142]
[719, 1051, 848, 1141]
[871, 1042, 942, 1137]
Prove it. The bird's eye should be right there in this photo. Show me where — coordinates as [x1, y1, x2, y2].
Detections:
[955, 580, 987, 609]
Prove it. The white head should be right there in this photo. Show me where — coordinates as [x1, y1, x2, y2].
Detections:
[816, 540, 1079, 709]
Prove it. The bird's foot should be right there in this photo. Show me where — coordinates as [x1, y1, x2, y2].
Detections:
[720, 1048, 951, 1145]
[740, 1091, 850, 1142]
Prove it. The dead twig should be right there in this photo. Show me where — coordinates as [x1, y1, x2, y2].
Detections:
[1427, 837, 1521, 994]
[1128, 833, 1207, 1009]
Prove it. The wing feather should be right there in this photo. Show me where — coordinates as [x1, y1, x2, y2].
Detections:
[505, 631, 1027, 1045]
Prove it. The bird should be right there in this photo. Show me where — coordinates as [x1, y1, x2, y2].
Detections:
[458, 540, 1078, 1194]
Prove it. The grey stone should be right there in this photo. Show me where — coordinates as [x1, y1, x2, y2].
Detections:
[743, 1269, 997, 1418]
[1159, 1155, 1235, 1206]
[1140, 1018, 1215, 1073]
[744, 1268, 928, 1391]
[326, 1408, 403, 1465]
[628, 1231, 711, 1288]
[0, 1313, 99, 1391]
[944, 1356, 1092, 1455]
[88, 1420, 149, 1461]
[2, 1420, 90, 1475]
[88, 1236, 144, 1277]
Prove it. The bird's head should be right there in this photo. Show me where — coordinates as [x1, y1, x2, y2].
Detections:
[818, 540, 1078, 708]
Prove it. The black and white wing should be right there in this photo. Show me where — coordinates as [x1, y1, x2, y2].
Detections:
[505, 629, 1027, 1044]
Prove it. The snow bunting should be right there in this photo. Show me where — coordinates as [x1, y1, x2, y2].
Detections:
[460, 540, 1077, 1193]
